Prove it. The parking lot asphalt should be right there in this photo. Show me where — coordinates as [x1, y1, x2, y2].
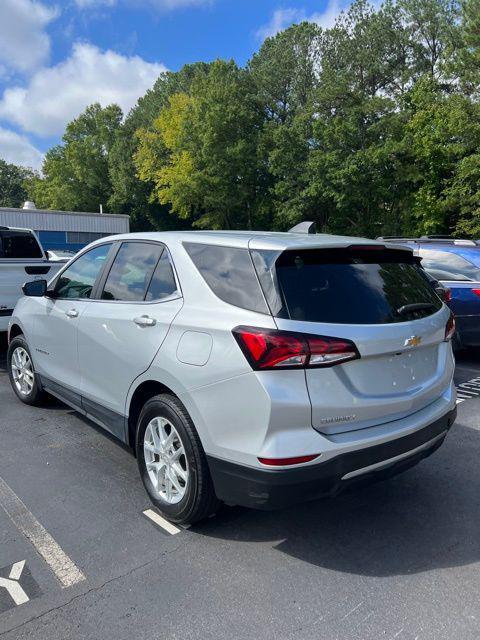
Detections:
[1, 335, 480, 640]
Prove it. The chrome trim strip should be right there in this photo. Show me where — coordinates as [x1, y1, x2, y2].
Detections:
[341, 430, 447, 480]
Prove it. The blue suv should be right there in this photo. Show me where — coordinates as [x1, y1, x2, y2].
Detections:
[379, 237, 480, 349]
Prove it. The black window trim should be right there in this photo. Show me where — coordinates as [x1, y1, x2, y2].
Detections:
[93, 239, 182, 305]
[49, 241, 116, 302]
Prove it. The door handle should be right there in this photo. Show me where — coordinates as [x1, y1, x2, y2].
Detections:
[134, 315, 156, 327]
[65, 309, 79, 318]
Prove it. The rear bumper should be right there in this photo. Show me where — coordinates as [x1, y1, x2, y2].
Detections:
[207, 407, 457, 510]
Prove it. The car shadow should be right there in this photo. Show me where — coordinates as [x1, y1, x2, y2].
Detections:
[192, 421, 480, 578]
[455, 347, 480, 376]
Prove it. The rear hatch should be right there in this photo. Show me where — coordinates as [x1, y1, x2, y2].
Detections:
[251, 243, 453, 434]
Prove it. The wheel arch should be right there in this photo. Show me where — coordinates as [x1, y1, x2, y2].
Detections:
[8, 323, 24, 342]
[127, 379, 179, 452]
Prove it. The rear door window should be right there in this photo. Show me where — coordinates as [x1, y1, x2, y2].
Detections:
[252, 247, 443, 324]
[101, 242, 163, 302]
[145, 250, 178, 301]
[0, 230, 43, 258]
[184, 243, 268, 314]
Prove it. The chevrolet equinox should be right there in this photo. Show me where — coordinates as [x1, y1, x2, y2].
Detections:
[7, 231, 457, 524]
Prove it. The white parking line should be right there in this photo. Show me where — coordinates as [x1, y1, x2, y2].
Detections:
[143, 508, 182, 535]
[0, 477, 85, 588]
[456, 377, 480, 405]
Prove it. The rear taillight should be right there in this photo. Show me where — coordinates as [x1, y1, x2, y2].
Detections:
[472, 289, 480, 297]
[444, 288, 452, 303]
[232, 326, 359, 370]
[445, 312, 456, 341]
[258, 454, 319, 466]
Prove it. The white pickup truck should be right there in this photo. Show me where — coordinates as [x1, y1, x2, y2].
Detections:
[0, 226, 67, 333]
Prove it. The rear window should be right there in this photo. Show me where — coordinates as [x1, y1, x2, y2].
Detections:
[184, 243, 269, 314]
[418, 248, 480, 282]
[252, 247, 443, 324]
[0, 230, 43, 259]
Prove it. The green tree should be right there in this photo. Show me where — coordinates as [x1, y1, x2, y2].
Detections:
[399, 0, 460, 79]
[454, 0, 480, 93]
[249, 22, 321, 125]
[405, 77, 480, 234]
[33, 103, 122, 212]
[135, 60, 268, 229]
[248, 22, 322, 229]
[304, 0, 415, 236]
[108, 63, 211, 230]
[448, 154, 480, 236]
[0, 160, 37, 208]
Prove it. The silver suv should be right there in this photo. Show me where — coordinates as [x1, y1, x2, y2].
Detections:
[7, 231, 457, 524]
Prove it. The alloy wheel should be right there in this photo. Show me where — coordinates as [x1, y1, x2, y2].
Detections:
[11, 347, 34, 396]
[143, 416, 189, 504]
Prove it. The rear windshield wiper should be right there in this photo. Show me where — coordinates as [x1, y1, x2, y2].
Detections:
[396, 302, 436, 316]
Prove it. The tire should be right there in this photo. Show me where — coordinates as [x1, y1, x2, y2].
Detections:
[136, 394, 220, 525]
[7, 335, 47, 406]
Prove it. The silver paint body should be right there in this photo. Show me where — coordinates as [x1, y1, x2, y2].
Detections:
[9, 231, 456, 470]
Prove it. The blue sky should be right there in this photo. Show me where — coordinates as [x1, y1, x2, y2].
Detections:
[0, 0, 347, 170]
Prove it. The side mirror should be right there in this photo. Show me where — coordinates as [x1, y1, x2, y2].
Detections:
[22, 279, 47, 297]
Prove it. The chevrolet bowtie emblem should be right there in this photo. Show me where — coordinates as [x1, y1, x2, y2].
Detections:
[404, 335, 422, 347]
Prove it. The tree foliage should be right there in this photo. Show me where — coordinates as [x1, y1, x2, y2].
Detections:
[6, 0, 480, 237]
[32, 103, 122, 212]
[135, 60, 268, 229]
[0, 160, 36, 208]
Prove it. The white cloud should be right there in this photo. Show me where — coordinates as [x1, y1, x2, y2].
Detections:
[256, 8, 304, 41]
[309, 0, 343, 30]
[256, 1, 351, 40]
[0, 127, 43, 170]
[0, 43, 166, 137]
[0, 0, 58, 73]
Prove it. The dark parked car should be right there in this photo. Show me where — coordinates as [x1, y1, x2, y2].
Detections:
[379, 237, 480, 348]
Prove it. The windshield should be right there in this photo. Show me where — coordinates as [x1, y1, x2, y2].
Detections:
[251, 247, 443, 324]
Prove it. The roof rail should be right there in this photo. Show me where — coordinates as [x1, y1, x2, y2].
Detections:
[377, 235, 479, 247]
[420, 235, 454, 239]
[289, 221, 317, 234]
[420, 235, 477, 246]
[376, 236, 419, 242]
